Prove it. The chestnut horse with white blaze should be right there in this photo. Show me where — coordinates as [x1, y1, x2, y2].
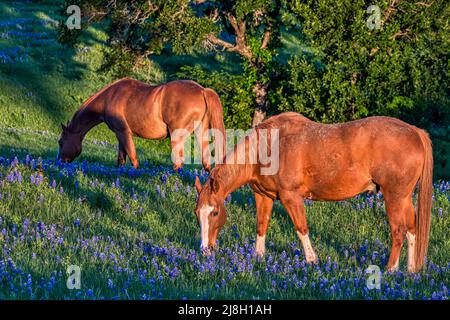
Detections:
[195, 112, 433, 272]
[57, 77, 225, 171]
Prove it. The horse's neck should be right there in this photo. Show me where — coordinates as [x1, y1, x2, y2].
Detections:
[216, 163, 253, 197]
[69, 104, 103, 138]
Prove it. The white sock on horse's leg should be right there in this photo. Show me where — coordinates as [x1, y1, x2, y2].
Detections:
[391, 258, 400, 271]
[387, 255, 400, 272]
[406, 232, 416, 272]
[297, 231, 318, 263]
[256, 234, 266, 257]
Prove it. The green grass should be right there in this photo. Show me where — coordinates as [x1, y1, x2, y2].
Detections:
[0, 1, 448, 300]
[0, 156, 448, 299]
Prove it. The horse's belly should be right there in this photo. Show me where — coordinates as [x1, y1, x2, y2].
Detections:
[132, 121, 168, 139]
[308, 189, 362, 201]
[304, 175, 374, 201]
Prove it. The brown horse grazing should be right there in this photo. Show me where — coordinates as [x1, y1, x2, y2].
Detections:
[57, 77, 225, 171]
[194, 112, 433, 272]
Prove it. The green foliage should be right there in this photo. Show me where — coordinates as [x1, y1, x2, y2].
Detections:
[276, 0, 450, 125]
[177, 65, 255, 129]
[57, 1, 217, 56]
[57, 0, 82, 47]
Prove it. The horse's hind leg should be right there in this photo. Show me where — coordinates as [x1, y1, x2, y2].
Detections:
[194, 119, 211, 172]
[117, 142, 126, 166]
[405, 201, 417, 272]
[254, 192, 274, 258]
[279, 190, 318, 264]
[384, 193, 414, 271]
[169, 128, 189, 171]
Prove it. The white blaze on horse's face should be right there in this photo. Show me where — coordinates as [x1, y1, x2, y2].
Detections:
[199, 205, 214, 252]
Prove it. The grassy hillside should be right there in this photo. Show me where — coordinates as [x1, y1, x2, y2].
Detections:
[0, 0, 171, 163]
[0, 1, 448, 300]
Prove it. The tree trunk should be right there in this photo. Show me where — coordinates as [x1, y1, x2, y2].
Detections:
[252, 81, 269, 127]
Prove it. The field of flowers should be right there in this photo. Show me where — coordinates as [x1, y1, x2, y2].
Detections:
[0, 1, 448, 300]
[0, 152, 449, 300]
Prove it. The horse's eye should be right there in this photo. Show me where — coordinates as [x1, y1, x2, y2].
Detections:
[211, 210, 219, 217]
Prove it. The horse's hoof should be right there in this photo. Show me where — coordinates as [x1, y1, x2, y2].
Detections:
[306, 255, 318, 265]
[386, 267, 399, 274]
[255, 252, 265, 262]
[201, 246, 213, 256]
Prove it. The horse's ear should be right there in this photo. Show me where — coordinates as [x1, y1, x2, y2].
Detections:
[61, 123, 67, 131]
[194, 176, 202, 194]
[210, 176, 220, 193]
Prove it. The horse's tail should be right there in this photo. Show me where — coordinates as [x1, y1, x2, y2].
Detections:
[414, 128, 433, 272]
[203, 88, 226, 158]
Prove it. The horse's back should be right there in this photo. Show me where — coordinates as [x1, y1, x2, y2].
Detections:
[100, 78, 210, 137]
[256, 113, 425, 200]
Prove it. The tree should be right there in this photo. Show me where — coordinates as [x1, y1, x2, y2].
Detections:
[59, 0, 282, 126]
[276, 0, 449, 124]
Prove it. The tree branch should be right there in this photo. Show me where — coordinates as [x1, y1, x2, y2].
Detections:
[207, 34, 235, 50]
[207, 34, 253, 59]
[383, 0, 403, 24]
[389, 28, 416, 41]
[227, 13, 240, 35]
[87, 11, 107, 24]
[208, 13, 253, 59]
[415, 1, 434, 7]
[260, 28, 271, 49]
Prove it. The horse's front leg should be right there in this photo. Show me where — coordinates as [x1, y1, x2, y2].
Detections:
[116, 130, 139, 169]
[117, 142, 127, 166]
[279, 191, 318, 264]
[255, 192, 274, 258]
